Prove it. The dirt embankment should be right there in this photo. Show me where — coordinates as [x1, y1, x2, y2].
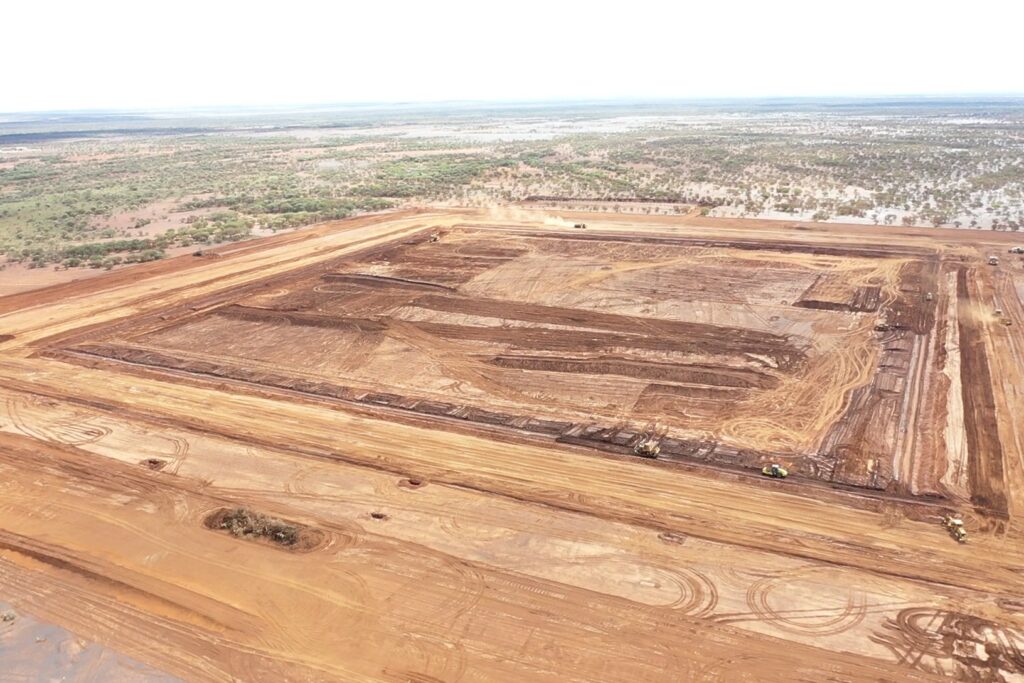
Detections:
[489, 355, 778, 389]
[956, 268, 1008, 518]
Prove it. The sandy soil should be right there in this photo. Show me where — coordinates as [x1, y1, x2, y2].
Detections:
[0, 260, 108, 297]
[0, 208, 1022, 681]
[90, 197, 222, 237]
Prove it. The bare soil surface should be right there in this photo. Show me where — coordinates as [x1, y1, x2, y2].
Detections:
[1, 207, 1023, 681]
[0, 259, 110, 297]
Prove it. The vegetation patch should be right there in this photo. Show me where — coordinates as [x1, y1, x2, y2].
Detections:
[3, 103, 1023, 274]
[203, 507, 326, 551]
[206, 506, 301, 546]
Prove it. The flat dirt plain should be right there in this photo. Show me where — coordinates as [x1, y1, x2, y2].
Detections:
[2, 207, 1024, 681]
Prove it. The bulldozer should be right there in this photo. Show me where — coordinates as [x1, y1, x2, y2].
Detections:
[634, 422, 667, 459]
[761, 463, 788, 479]
[942, 514, 968, 543]
[634, 437, 661, 459]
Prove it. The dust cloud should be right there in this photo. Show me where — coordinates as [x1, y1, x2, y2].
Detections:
[483, 205, 575, 228]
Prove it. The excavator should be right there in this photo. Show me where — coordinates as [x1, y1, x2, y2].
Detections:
[761, 463, 788, 478]
[943, 514, 968, 543]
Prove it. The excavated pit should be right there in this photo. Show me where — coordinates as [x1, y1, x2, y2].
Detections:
[51, 227, 956, 499]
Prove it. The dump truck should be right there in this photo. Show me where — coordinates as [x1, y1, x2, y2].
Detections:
[634, 437, 661, 458]
[943, 514, 968, 543]
[989, 255, 1000, 266]
[1009, 247, 1024, 254]
[761, 463, 788, 479]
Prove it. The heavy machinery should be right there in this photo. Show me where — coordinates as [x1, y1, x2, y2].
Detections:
[634, 437, 661, 458]
[874, 321, 891, 332]
[925, 292, 934, 302]
[761, 463, 788, 478]
[1009, 247, 1024, 254]
[429, 233, 440, 243]
[942, 514, 968, 543]
[573, 223, 587, 229]
[989, 255, 1000, 266]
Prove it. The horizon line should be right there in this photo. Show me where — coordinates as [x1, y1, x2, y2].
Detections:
[4, 92, 1024, 117]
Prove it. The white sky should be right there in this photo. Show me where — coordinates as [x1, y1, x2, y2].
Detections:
[3, 0, 1022, 112]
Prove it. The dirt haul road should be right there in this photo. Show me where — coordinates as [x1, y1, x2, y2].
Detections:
[1, 207, 1024, 681]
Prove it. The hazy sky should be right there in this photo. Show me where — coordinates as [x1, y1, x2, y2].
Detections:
[4, 0, 1022, 112]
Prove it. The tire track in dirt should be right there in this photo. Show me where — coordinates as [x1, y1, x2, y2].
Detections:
[872, 607, 1024, 680]
[711, 567, 870, 639]
[381, 634, 468, 683]
[648, 564, 718, 616]
[166, 435, 191, 475]
[743, 572, 867, 636]
[5, 396, 112, 446]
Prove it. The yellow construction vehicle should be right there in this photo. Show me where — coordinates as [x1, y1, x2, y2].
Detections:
[634, 437, 661, 458]
[943, 514, 968, 543]
[761, 463, 788, 478]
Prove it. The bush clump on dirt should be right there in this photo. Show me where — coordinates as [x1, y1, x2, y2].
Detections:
[216, 507, 299, 546]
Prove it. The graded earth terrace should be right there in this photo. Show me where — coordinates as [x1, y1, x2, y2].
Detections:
[1, 208, 1023, 682]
